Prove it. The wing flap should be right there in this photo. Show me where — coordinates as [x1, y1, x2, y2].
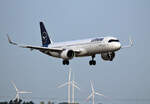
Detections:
[20, 45, 63, 52]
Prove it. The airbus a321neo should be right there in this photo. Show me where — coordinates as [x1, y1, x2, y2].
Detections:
[7, 22, 133, 65]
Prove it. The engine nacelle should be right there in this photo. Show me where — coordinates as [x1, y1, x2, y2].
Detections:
[60, 49, 75, 60]
[101, 52, 115, 61]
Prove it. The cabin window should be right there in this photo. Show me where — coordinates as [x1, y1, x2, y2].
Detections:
[91, 38, 104, 42]
[108, 39, 119, 43]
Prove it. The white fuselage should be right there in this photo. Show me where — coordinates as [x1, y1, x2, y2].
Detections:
[44, 36, 121, 58]
[7, 22, 132, 65]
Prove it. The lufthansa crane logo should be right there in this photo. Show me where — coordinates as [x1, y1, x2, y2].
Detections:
[42, 32, 48, 44]
[42, 32, 47, 40]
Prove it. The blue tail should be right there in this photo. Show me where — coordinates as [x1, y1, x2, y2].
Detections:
[40, 22, 51, 47]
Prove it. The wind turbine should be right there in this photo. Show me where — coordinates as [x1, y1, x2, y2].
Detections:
[87, 80, 105, 104]
[58, 68, 72, 103]
[71, 73, 80, 103]
[11, 81, 32, 102]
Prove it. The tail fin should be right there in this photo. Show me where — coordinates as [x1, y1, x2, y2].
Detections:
[40, 22, 52, 47]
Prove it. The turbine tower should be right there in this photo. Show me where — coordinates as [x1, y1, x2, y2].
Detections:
[11, 81, 32, 102]
[87, 80, 105, 104]
[58, 68, 72, 103]
[71, 73, 80, 103]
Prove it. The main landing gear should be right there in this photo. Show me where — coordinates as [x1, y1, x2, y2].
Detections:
[62, 55, 97, 65]
[89, 55, 96, 65]
[63, 60, 69, 65]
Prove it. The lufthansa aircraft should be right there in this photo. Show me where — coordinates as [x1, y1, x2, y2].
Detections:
[7, 22, 133, 65]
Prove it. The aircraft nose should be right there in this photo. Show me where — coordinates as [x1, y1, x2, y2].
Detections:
[112, 42, 121, 51]
[116, 42, 121, 50]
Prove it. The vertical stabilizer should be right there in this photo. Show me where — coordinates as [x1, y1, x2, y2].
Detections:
[40, 22, 51, 47]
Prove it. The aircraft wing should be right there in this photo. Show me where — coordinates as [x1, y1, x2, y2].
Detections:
[7, 35, 81, 53]
[20, 45, 62, 52]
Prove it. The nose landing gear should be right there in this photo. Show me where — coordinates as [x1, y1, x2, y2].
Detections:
[89, 55, 96, 65]
[89, 60, 96, 65]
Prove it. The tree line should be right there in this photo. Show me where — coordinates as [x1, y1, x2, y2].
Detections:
[0, 99, 34, 104]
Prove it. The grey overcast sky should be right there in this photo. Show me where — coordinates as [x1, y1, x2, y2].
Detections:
[0, 0, 150, 104]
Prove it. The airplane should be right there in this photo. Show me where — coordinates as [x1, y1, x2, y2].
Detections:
[7, 22, 133, 65]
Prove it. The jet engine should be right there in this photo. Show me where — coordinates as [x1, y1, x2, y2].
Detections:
[101, 52, 115, 61]
[60, 49, 75, 59]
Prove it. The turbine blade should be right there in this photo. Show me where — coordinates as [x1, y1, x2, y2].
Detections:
[57, 82, 69, 88]
[90, 80, 94, 92]
[72, 72, 80, 89]
[73, 84, 80, 90]
[87, 93, 93, 101]
[72, 80, 78, 85]
[95, 92, 105, 97]
[11, 81, 18, 92]
[19, 91, 32, 94]
[13, 94, 18, 101]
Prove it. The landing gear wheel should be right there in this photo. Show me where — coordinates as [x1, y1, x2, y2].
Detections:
[66, 60, 69, 65]
[63, 60, 69, 65]
[93, 60, 96, 65]
[63, 60, 65, 65]
[89, 60, 92, 65]
[89, 60, 96, 65]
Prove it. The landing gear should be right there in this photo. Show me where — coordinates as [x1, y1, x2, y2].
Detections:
[63, 60, 69, 65]
[89, 60, 96, 65]
[89, 55, 96, 65]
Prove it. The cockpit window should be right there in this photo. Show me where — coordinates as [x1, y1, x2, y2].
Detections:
[108, 39, 119, 43]
[91, 38, 104, 42]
